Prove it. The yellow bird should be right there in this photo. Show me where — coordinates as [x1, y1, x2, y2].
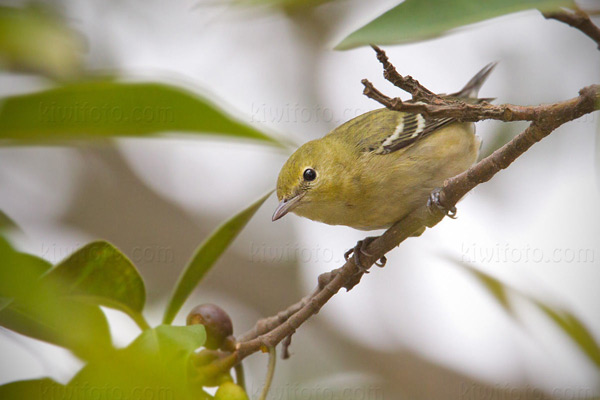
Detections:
[273, 63, 495, 231]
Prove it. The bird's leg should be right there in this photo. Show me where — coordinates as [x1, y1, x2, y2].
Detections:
[344, 236, 387, 273]
[427, 188, 457, 219]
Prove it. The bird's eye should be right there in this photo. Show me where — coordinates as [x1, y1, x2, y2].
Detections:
[303, 168, 317, 182]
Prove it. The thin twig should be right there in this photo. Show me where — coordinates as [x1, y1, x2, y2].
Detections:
[370, 45, 440, 102]
[544, 9, 600, 49]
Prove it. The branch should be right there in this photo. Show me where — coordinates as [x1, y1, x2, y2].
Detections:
[370, 45, 441, 103]
[232, 10, 600, 364]
[544, 8, 600, 49]
[439, 86, 598, 207]
[361, 78, 592, 123]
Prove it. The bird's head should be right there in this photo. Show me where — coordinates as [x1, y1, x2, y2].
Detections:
[273, 139, 343, 222]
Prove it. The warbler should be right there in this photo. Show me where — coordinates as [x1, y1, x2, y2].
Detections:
[273, 63, 495, 231]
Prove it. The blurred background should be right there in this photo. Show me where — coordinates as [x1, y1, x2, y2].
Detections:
[0, 0, 599, 398]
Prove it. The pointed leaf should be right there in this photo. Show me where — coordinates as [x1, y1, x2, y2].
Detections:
[163, 191, 273, 324]
[336, 0, 574, 49]
[536, 302, 600, 367]
[43, 241, 148, 329]
[0, 81, 281, 145]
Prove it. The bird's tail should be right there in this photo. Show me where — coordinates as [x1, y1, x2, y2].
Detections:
[451, 62, 497, 100]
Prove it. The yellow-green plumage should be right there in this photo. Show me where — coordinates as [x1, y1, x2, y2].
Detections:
[274, 63, 495, 230]
[276, 109, 479, 230]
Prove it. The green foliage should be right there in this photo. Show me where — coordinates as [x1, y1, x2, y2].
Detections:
[0, 81, 281, 145]
[43, 241, 149, 330]
[452, 258, 600, 368]
[0, 231, 255, 398]
[68, 325, 209, 400]
[163, 190, 273, 324]
[0, 326, 213, 399]
[467, 268, 511, 312]
[336, 0, 574, 49]
[0, 5, 84, 79]
[536, 303, 600, 367]
[0, 237, 112, 360]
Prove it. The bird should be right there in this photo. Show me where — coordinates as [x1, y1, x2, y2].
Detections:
[272, 63, 496, 233]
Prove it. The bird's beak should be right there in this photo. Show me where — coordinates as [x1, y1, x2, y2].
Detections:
[272, 193, 304, 222]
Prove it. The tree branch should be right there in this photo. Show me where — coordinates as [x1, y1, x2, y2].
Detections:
[232, 9, 600, 364]
[544, 8, 600, 49]
[360, 79, 598, 123]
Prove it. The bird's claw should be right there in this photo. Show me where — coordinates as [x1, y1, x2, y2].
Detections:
[375, 256, 387, 267]
[427, 188, 457, 219]
[344, 237, 386, 273]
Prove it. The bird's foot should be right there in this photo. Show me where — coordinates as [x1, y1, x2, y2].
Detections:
[427, 188, 457, 219]
[344, 236, 387, 273]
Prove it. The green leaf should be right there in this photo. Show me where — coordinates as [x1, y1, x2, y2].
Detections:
[0, 239, 52, 302]
[0, 237, 112, 359]
[163, 190, 273, 324]
[0, 378, 66, 400]
[448, 256, 600, 369]
[467, 268, 512, 313]
[536, 303, 600, 368]
[43, 241, 149, 330]
[0, 5, 84, 79]
[0, 81, 281, 145]
[69, 324, 208, 400]
[0, 290, 112, 360]
[336, 0, 574, 49]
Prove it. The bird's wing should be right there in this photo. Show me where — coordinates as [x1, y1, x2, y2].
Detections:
[330, 108, 455, 155]
[358, 62, 497, 155]
[364, 112, 455, 155]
